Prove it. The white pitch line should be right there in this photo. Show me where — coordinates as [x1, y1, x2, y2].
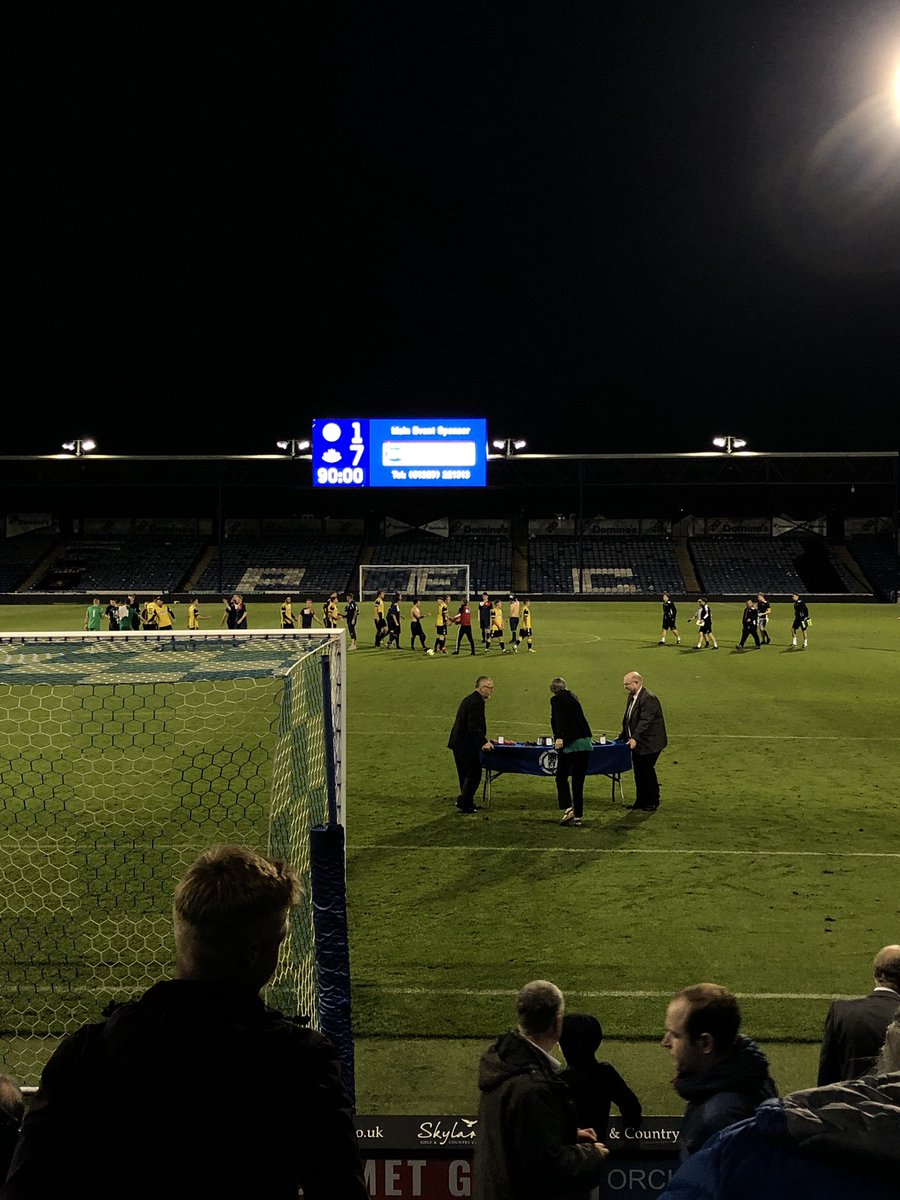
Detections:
[351, 845, 899, 858]
[372, 986, 854, 1001]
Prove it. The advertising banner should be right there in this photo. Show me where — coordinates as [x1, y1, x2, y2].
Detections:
[323, 517, 365, 534]
[385, 516, 450, 539]
[82, 518, 133, 535]
[773, 514, 826, 537]
[703, 517, 771, 536]
[5, 513, 57, 537]
[529, 518, 577, 535]
[584, 518, 641, 536]
[357, 1115, 680, 1199]
[449, 519, 510, 536]
[132, 517, 197, 535]
[845, 516, 890, 536]
[224, 519, 260, 537]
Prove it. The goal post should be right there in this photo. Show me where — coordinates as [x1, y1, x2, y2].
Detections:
[0, 627, 354, 1098]
[358, 563, 470, 601]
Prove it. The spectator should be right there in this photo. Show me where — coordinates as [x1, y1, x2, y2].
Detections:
[0, 1077, 24, 1186]
[1, 845, 366, 1200]
[662, 982, 777, 1161]
[474, 980, 608, 1200]
[818, 944, 900, 1085]
[659, 1007, 900, 1199]
[559, 1012, 643, 1144]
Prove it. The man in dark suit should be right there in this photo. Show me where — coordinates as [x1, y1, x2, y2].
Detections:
[817, 944, 900, 1084]
[448, 676, 494, 813]
[620, 671, 667, 812]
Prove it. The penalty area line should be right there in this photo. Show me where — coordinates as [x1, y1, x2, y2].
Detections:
[372, 986, 853, 1002]
[351, 845, 900, 858]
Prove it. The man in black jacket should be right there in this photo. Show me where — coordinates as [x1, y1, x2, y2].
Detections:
[447, 676, 494, 812]
[736, 599, 761, 650]
[1, 845, 366, 1200]
[474, 980, 608, 1200]
[817, 944, 900, 1084]
[662, 982, 777, 1163]
[620, 671, 668, 812]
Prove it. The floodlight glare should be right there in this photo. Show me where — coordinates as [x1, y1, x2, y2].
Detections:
[61, 438, 96, 456]
[712, 435, 747, 454]
[276, 439, 311, 457]
[492, 436, 527, 457]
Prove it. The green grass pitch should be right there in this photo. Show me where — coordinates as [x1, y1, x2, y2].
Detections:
[2, 599, 899, 1111]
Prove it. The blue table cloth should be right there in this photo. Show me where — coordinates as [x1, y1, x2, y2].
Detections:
[479, 740, 632, 804]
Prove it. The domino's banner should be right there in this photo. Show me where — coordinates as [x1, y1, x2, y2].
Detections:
[703, 517, 771, 535]
[585, 518, 641, 536]
[449, 519, 510, 536]
[356, 1115, 680, 1198]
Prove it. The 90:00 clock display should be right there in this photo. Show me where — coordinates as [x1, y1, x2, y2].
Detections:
[316, 466, 365, 485]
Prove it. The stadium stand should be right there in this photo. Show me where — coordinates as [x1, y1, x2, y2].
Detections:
[688, 536, 870, 596]
[28, 536, 206, 594]
[195, 534, 363, 594]
[0, 534, 58, 592]
[364, 534, 512, 593]
[846, 535, 900, 602]
[528, 536, 686, 595]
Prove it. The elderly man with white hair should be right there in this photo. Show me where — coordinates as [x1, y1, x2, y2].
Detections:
[620, 670, 668, 812]
[474, 979, 608, 1199]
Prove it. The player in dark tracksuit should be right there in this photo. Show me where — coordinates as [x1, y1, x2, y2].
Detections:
[756, 593, 771, 644]
[386, 595, 402, 649]
[791, 594, 810, 648]
[692, 599, 718, 650]
[478, 593, 492, 650]
[659, 594, 680, 645]
[737, 599, 761, 649]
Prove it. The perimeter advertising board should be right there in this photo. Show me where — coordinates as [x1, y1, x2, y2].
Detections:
[355, 1115, 680, 1199]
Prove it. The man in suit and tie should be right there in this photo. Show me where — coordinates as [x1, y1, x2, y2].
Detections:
[620, 671, 667, 812]
[817, 944, 900, 1084]
[448, 676, 494, 813]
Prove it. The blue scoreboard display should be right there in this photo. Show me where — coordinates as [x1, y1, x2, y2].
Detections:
[311, 418, 488, 488]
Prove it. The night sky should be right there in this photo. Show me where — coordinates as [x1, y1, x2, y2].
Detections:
[5, 4, 900, 457]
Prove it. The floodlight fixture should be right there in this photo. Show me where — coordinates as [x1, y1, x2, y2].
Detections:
[276, 439, 311, 458]
[491, 437, 527, 457]
[61, 438, 96, 456]
[712, 435, 747, 455]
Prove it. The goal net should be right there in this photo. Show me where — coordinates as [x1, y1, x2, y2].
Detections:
[358, 563, 470, 601]
[0, 628, 353, 1095]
